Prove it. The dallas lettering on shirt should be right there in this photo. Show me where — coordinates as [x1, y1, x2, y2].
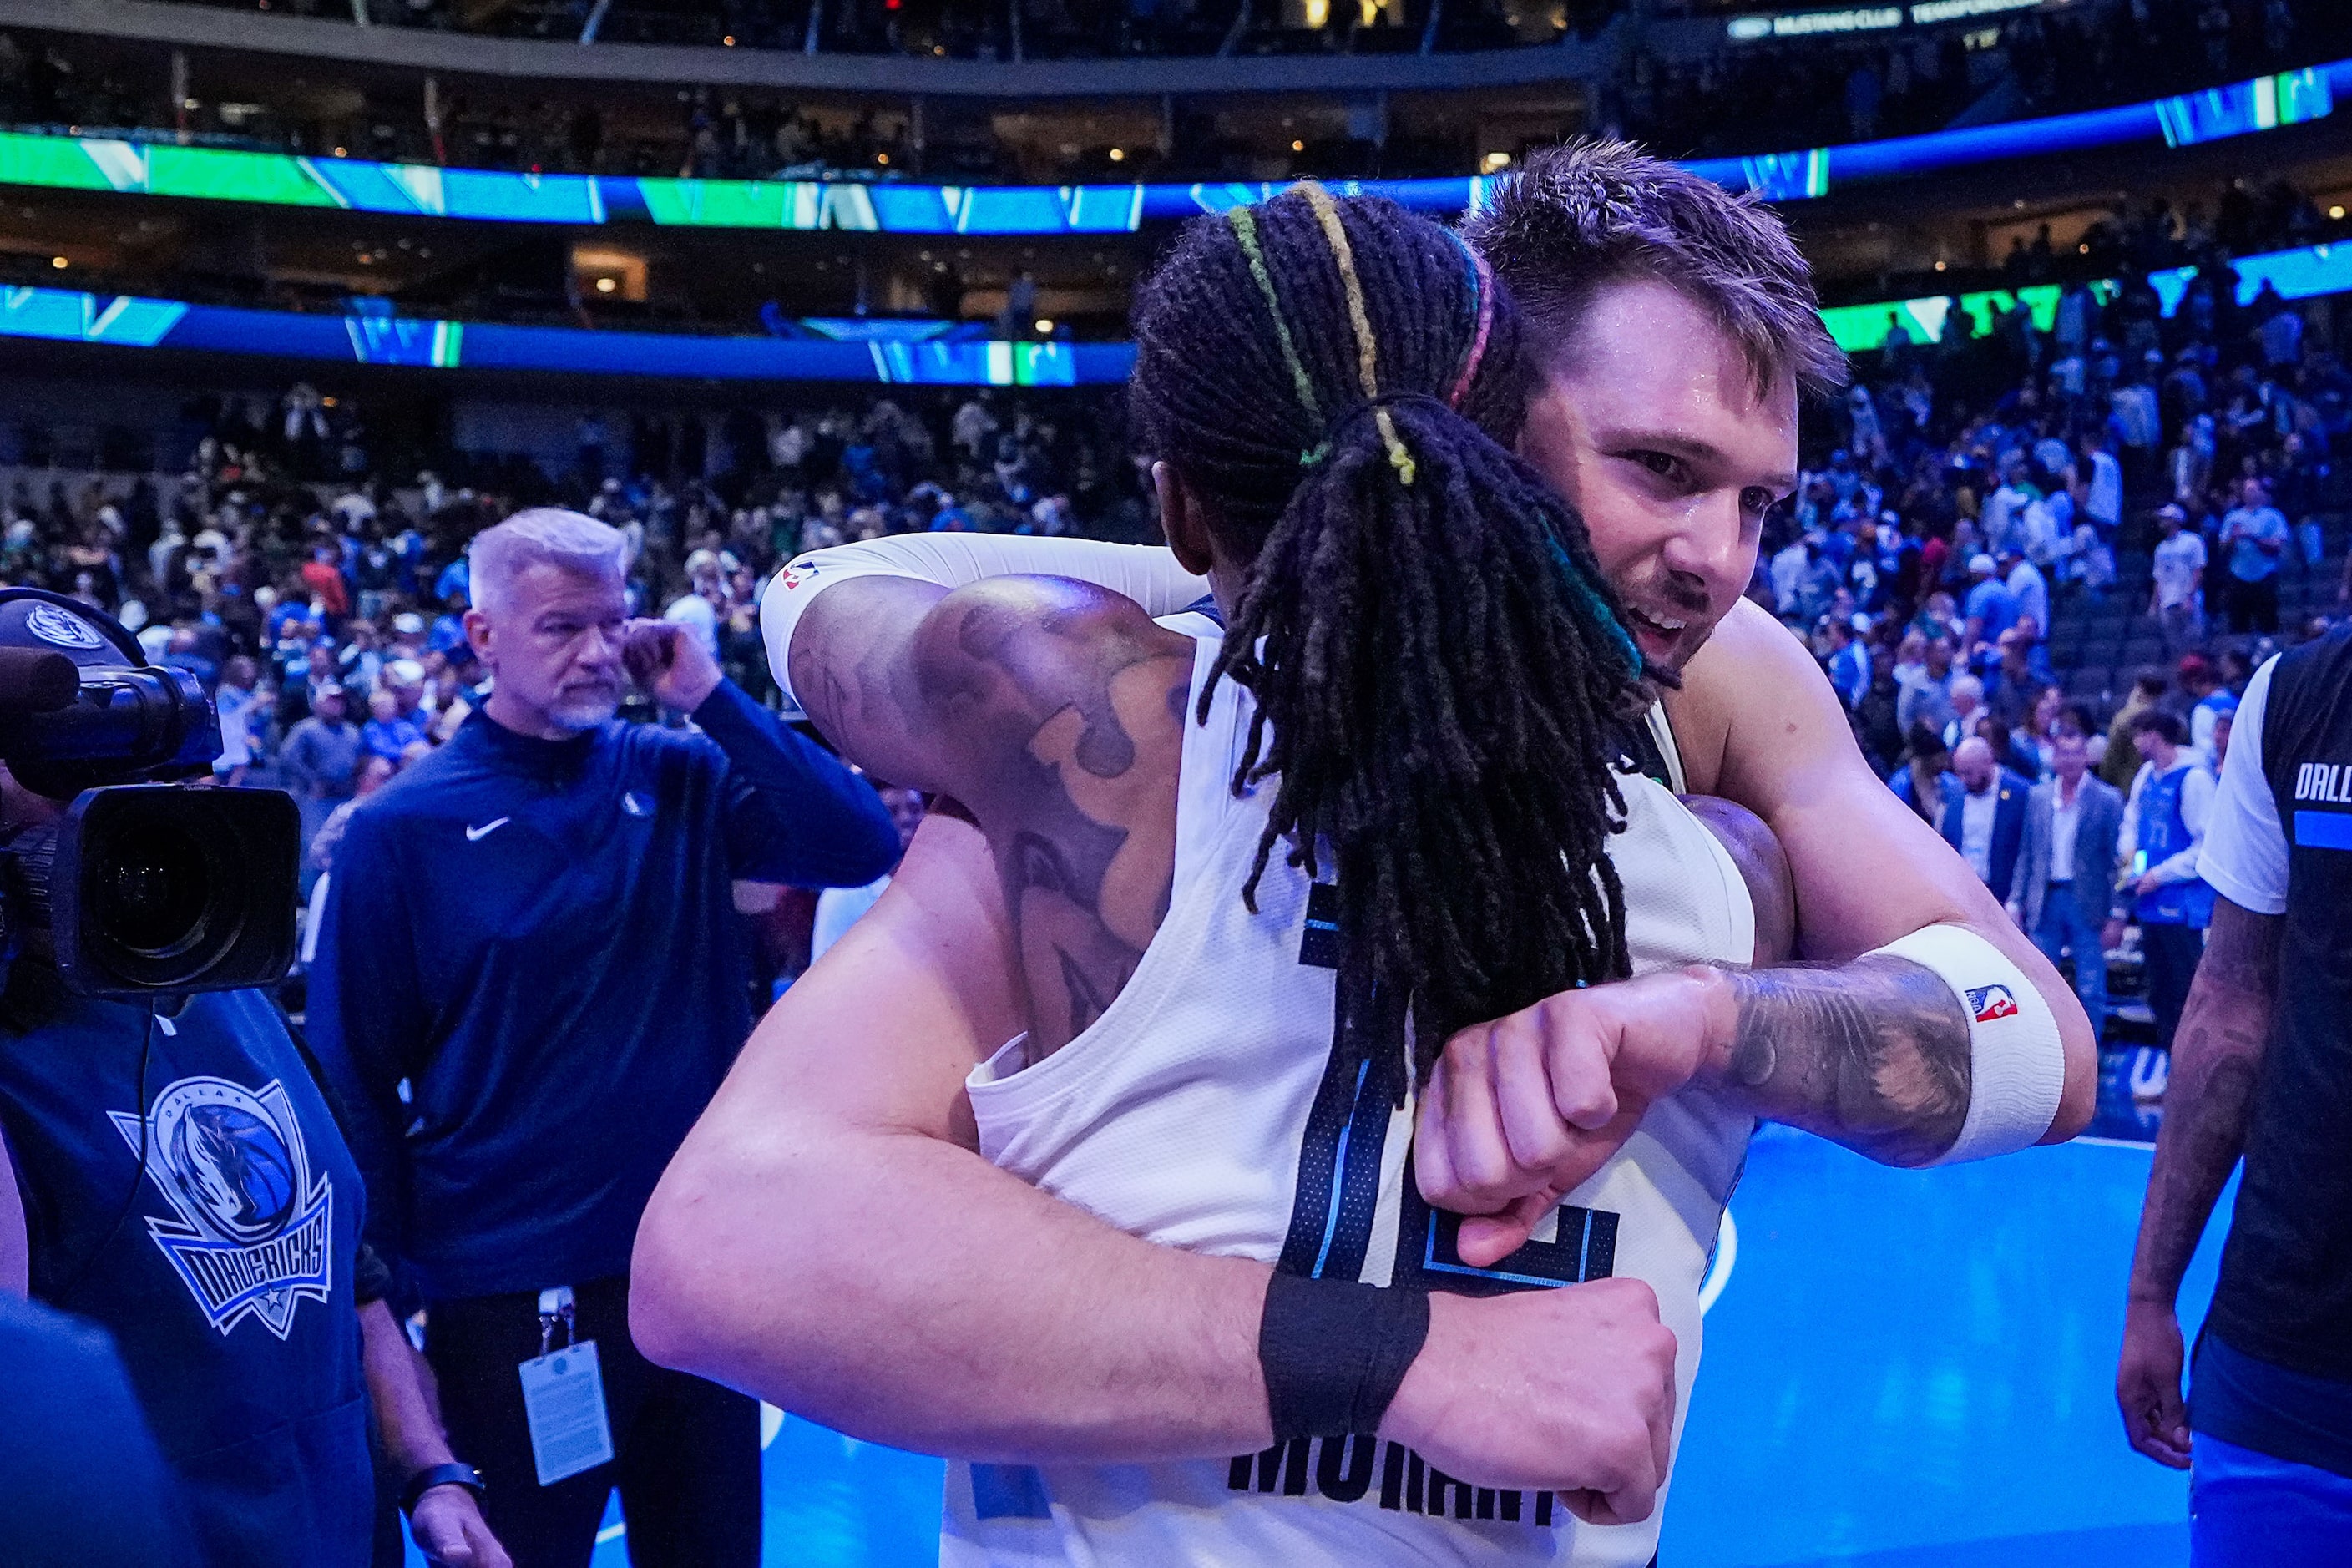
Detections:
[2293, 762, 2352, 805]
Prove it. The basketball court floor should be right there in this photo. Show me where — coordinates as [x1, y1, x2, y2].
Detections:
[427, 1050, 2213, 1567]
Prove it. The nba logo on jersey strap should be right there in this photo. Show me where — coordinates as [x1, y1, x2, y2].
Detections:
[1966, 984, 2021, 1023]
[109, 1075, 334, 1340]
[778, 560, 820, 591]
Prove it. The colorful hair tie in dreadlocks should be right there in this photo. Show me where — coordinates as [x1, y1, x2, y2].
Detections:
[1442, 228, 1496, 412]
[1298, 182, 1417, 488]
[1226, 206, 1328, 468]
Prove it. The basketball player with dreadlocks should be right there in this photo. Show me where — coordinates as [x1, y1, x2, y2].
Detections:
[636, 176, 2085, 1560]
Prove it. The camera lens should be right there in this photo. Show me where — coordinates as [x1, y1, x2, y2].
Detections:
[95, 822, 214, 959]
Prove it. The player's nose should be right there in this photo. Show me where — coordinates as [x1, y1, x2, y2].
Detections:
[1657, 493, 1748, 607]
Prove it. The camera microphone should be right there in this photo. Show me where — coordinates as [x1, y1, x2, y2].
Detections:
[0, 648, 79, 714]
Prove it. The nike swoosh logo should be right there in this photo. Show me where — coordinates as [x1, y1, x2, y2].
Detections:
[622, 792, 650, 818]
[465, 817, 510, 842]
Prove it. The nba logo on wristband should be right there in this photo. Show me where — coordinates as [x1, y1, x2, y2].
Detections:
[1966, 984, 2021, 1023]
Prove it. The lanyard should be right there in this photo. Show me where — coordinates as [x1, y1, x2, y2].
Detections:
[535, 1285, 578, 1358]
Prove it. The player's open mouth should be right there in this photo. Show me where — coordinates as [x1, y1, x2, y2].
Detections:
[1626, 605, 1687, 652]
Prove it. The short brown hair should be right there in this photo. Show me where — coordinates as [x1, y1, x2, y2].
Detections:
[1464, 138, 1846, 401]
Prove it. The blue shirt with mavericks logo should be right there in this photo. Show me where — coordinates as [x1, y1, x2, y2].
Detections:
[2132, 760, 2217, 928]
[0, 967, 370, 1567]
[2189, 625, 2352, 1474]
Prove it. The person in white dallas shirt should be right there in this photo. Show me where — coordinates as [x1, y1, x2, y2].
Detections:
[2150, 503, 2208, 657]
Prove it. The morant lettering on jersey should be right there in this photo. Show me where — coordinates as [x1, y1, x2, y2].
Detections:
[942, 617, 1757, 1566]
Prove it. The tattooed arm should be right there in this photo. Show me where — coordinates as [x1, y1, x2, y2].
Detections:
[1707, 958, 1970, 1168]
[1666, 599, 2099, 1146]
[2117, 896, 2281, 1469]
[782, 574, 1195, 1060]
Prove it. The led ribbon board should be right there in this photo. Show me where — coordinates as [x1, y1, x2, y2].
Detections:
[2, 54, 2345, 232]
[6, 239, 2347, 379]
[0, 285, 1133, 384]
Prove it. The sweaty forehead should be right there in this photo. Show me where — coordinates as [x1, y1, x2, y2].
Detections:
[1535, 278, 1798, 477]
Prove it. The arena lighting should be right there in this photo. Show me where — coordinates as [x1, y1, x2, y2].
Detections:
[0, 282, 1131, 385]
[0, 55, 2344, 232]
[1906, 0, 2038, 23]
[1727, 0, 2033, 39]
[8, 235, 2346, 381]
[1767, 8, 1902, 39]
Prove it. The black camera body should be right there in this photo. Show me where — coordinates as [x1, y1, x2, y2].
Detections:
[0, 589, 298, 999]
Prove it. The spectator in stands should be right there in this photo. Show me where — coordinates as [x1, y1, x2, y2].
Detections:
[1897, 635, 1958, 738]
[2218, 478, 2291, 634]
[280, 683, 362, 873]
[1820, 613, 1869, 710]
[2016, 731, 2126, 1039]
[1889, 722, 1954, 832]
[212, 654, 260, 786]
[2005, 547, 2051, 636]
[807, 783, 927, 966]
[2190, 648, 2248, 768]
[1986, 628, 2047, 728]
[664, 548, 726, 661]
[2097, 672, 2163, 799]
[1963, 553, 2018, 664]
[362, 687, 428, 761]
[1852, 639, 1906, 776]
[2170, 651, 2220, 732]
[1945, 673, 1987, 752]
[2151, 503, 2208, 655]
[2108, 710, 2218, 1052]
[1942, 734, 2031, 906]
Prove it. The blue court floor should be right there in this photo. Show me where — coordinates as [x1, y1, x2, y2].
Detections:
[435, 1060, 2218, 1568]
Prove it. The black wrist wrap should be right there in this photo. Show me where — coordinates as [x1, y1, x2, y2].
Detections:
[1258, 1271, 1432, 1442]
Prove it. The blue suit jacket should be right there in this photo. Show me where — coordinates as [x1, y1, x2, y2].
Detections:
[1937, 768, 2033, 903]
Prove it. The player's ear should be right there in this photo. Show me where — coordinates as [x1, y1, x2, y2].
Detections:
[1155, 461, 1215, 579]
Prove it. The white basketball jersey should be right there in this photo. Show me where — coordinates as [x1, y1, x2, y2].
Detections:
[944, 618, 1757, 1566]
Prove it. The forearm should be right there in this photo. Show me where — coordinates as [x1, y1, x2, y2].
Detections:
[1691, 957, 1974, 1166]
[360, 1301, 455, 1473]
[2128, 901, 2279, 1304]
[631, 1120, 1272, 1464]
[690, 679, 899, 885]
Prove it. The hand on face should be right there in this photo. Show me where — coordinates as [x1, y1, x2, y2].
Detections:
[622, 619, 724, 714]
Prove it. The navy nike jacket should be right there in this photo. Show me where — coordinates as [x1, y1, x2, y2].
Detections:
[306, 681, 898, 1302]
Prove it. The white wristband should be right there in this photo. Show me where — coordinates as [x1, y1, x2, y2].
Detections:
[760, 537, 1208, 711]
[1867, 923, 2066, 1166]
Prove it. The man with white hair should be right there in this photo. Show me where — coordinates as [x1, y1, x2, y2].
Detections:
[307, 508, 899, 1568]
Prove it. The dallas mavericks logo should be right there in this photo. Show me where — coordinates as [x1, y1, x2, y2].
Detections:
[110, 1076, 333, 1339]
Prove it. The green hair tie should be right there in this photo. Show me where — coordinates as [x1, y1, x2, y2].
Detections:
[1227, 207, 1322, 426]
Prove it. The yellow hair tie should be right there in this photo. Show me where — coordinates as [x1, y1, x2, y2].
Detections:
[1298, 183, 1416, 488]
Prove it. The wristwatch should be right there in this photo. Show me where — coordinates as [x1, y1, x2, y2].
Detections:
[401, 1461, 487, 1520]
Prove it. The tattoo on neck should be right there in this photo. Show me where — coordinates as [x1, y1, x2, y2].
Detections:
[1722, 955, 1972, 1166]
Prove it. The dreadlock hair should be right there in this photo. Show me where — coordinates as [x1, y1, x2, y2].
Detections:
[1130, 185, 1657, 1095]
[1466, 138, 1849, 402]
